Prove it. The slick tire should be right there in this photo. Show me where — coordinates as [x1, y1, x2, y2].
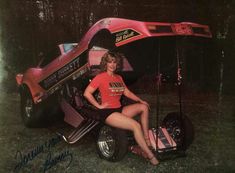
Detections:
[96, 125, 128, 162]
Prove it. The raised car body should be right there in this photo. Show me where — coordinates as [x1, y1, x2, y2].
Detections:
[16, 17, 211, 104]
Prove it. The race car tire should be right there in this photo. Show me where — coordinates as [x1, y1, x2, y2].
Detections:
[96, 125, 128, 162]
[161, 112, 194, 150]
[20, 87, 49, 127]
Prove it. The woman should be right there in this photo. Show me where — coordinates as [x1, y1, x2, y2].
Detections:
[84, 51, 159, 165]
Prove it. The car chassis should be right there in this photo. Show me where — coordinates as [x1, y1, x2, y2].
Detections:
[16, 18, 212, 162]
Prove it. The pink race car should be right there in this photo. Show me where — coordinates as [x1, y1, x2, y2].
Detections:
[16, 18, 212, 161]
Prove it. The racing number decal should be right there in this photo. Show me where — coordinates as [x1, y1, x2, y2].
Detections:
[113, 29, 141, 43]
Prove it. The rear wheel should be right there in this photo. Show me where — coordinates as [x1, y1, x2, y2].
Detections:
[20, 86, 62, 127]
[96, 125, 128, 162]
[161, 112, 194, 150]
[20, 88, 46, 127]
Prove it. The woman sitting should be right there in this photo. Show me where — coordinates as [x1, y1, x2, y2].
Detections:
[84, 51, 158, 165]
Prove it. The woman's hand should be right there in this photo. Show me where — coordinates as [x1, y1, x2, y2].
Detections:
[139, 100, 151, 110]
[97, 102, 109, 109]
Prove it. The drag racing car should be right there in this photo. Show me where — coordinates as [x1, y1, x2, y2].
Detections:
[16, 18, 212, 161]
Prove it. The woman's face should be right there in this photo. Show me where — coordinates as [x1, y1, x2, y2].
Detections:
[106, 56, 117, 73]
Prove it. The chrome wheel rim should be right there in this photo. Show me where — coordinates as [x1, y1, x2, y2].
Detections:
[97, 126, 115, 158]
[166, 120, 183, 145]
[25, 98, 33, 118]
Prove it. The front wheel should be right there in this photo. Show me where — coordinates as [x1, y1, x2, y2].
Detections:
[161, 112, 194, 150]
[96, 125, 128, 162]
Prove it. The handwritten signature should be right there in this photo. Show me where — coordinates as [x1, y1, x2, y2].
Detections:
[43, 149, 73, 173]
[13, 135, 73, 173]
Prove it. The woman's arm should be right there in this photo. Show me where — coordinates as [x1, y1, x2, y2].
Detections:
[83, 86, 108, 109]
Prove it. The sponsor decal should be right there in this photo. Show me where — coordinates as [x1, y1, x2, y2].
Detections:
[39, 56, 87, 90]
[173, 24, 193, 35]
[113, 29, 141, 43]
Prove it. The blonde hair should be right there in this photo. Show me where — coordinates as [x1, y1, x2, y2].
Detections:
[100, 52, 123, 72]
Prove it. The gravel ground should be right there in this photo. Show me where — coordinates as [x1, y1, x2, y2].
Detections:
[0, 84, 234, 173]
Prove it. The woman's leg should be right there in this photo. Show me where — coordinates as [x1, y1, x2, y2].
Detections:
[122, 103, 151, 145]
[105, 112, 158, 165]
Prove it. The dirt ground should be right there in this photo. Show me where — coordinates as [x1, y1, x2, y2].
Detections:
[0, 80, 235, 173]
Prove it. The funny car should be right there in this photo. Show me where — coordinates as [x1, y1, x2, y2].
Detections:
[16, 17, 212, 161]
